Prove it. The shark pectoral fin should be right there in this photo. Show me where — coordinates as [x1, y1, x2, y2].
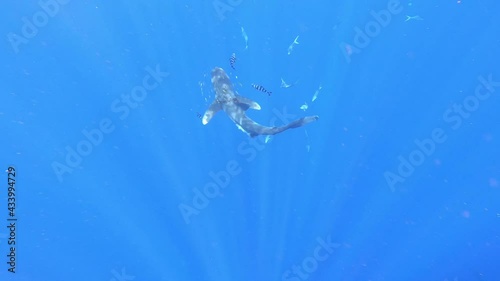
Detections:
[250, 101, 262, 110]
[235, 95, 261, 111]
[202, 102, 222, 125]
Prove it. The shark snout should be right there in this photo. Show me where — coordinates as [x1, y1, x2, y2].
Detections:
[211, 67, 225, 76]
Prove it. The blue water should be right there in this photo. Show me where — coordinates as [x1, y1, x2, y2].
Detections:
[1, 0, 499, 280]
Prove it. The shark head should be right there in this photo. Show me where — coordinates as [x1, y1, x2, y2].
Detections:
[203, 67, 256, 125]
[211, 67, 236, 102]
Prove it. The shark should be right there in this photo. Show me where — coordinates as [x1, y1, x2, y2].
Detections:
[202, 67, 319, 137]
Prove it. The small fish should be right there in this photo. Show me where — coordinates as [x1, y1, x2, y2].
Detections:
[287, 35, 300, 55]
[312, 85, 322, 102]
[264, 135, 272, 144]
[229, 53, 236, 70]
[251, 84, 272, 96]
[300, 102, 308, 111]
[405, 15, 423, 22]
[281, 78, 291, 88]
[196, 112, 202, 119]
[241, 27, 248, 50]
[280, 78, 298, 88]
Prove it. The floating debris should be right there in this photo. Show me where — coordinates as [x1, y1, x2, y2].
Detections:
[199, 80, 209, 102]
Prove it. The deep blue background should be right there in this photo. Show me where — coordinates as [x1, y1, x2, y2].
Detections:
[1, 0, 499, 280]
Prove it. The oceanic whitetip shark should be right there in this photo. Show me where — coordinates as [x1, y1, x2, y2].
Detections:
[202, 67, 319, 137]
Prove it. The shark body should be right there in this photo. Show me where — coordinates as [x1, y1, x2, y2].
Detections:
[202, 67, 319, 137]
